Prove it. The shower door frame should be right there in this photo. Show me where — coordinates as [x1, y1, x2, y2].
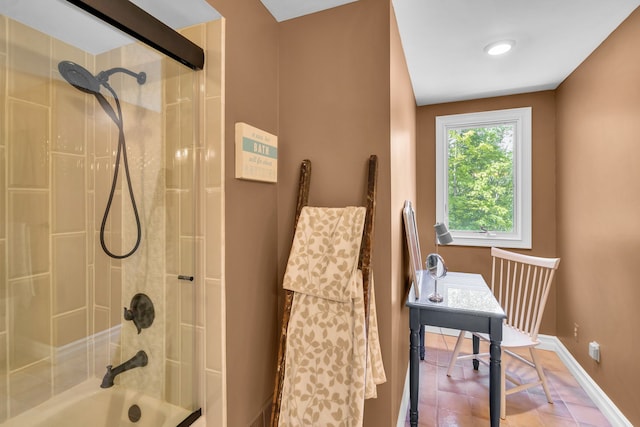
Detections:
[65, 0, 204, 70]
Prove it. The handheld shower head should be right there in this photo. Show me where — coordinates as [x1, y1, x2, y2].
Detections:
[58, 61, 101, 94]
[57, 58, 146, 260]
[57, 61, 147, 95]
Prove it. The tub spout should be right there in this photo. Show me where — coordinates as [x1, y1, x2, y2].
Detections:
[101, 350, 148, 388]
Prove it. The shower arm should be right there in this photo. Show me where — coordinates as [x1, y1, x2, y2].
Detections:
[97, 67, 146, 86]
[95, 67, 146, 128]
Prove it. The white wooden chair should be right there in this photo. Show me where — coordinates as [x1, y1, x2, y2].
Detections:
[446, 247, 561, 419]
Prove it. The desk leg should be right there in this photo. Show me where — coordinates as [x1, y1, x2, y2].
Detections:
[489, 317, 503, 427]
[409, 309, 420, 427]
[419, 325, 425, 360]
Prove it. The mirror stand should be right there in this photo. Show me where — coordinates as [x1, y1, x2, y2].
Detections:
[428, 280, 444, 302]
[426, 253, 447, 303]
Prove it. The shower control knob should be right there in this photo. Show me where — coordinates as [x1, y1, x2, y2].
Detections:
[123, 293, 155, 334]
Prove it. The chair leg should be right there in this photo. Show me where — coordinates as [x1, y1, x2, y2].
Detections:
[472, 334, 480, 370]
[530, 348, 553, 404]
[446, 331, 466, 377]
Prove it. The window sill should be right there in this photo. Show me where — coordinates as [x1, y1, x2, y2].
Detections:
[445, 234, 531, 249]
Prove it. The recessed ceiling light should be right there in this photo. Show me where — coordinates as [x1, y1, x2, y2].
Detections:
[485, 40, 515, 56]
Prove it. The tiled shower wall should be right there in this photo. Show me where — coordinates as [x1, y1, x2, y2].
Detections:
[0, 15, 225, 425]
[178, 20, 226, 426]
[0, 17, 95, 420]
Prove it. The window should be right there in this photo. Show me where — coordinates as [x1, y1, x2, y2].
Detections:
[435, 107, 531, 248]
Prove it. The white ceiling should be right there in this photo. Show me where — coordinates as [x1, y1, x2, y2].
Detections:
[260, 0, 358, 22]
[4, 0, 638, 105]
[261, 0, 640, 106]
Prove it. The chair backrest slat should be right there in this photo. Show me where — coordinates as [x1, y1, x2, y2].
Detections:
[507, 261, 515, 319]
[515, 262, 525, 329]
[490, 247, 560, 341]
[522, 264, 532, 332]
[531, 268, 543, 332]
[523, 265, 535, 332]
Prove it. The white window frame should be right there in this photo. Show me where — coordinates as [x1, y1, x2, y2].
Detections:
[435, 107, 532, 249]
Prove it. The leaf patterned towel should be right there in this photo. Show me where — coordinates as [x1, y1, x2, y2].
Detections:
[280, 207, 386, 427]
[283, 207, 366, 302]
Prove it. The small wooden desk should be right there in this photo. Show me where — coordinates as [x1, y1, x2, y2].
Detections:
[406, 272, 506, 427]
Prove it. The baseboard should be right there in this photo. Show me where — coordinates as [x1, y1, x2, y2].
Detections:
[397, 365, 410, 427]
[539, 335, 632, 427]
[397, 327, 632, 427]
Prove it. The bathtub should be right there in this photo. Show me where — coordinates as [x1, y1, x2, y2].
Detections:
[1, 379, 195, 427]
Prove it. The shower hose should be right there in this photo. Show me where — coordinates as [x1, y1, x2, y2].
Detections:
[97, 81, 142, 259]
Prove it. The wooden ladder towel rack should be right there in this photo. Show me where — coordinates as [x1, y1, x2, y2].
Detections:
[270, 155, 378, 427]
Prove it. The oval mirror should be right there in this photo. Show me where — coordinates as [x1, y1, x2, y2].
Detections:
[425, 253, 447, 280]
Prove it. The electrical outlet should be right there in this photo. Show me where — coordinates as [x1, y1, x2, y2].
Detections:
[589, 341, 600, 362]
[573, 323, 579, 341]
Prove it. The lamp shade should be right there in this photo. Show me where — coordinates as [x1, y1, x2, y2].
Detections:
[434, 222, 453, 245]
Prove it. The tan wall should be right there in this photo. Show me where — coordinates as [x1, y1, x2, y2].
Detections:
[556, 7, 640, 424]
[204, 2, 640, 426]
[206, 2, 640, 425]
[388, 4, 416, 423]
[207, 1, 280, 425]
[277, 0, 399, 425]
[206, 1, 423, 425]
[416, 91, 558, 335]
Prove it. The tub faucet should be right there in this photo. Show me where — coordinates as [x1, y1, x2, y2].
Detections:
[101, 350, 148, 388]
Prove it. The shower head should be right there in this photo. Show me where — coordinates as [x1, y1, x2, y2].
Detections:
[58, 61, 101, 94]
[57, 61, 147, 95]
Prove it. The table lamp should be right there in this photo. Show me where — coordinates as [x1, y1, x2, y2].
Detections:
[426, 222, 453, 302]
[435, 222, 453, 245]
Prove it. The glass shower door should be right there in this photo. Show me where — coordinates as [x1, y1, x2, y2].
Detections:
[0, 1, 215, 424]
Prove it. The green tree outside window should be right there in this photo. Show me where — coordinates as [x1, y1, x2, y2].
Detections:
[447, 125, 514, 233]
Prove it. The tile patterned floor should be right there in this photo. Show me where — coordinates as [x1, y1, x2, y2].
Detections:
[404, 332, 612, 427]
